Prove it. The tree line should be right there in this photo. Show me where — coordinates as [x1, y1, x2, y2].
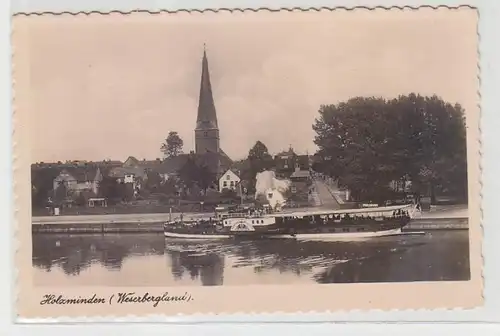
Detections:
[312, 93, 468, 203]
[34, 92, 466, 210]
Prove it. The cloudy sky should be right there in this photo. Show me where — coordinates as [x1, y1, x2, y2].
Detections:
[14, 8, 478, 163]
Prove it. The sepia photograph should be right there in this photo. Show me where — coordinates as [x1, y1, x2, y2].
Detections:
[13, 6, 482, 316]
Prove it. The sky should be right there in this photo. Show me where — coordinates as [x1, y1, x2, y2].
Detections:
[13, 8, 478, 163]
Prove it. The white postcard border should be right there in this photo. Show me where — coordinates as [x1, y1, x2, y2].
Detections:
[5, 0, 500, 329]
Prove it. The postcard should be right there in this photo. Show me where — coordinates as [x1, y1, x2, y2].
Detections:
[12, 6, 482, 318]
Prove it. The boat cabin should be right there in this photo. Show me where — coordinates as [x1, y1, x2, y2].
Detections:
[222, 215, 276, 227]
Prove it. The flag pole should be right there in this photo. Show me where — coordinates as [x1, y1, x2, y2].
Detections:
[239, 182, 243, 206]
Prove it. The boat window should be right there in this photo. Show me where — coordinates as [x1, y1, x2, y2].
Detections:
[343, 228, 349, 232]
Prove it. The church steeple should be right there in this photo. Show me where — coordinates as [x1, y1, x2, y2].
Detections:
[196, 46, 219, 130]
[195, 46, 220, 154]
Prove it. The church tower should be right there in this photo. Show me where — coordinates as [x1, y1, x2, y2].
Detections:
[195, 47, 220, 154]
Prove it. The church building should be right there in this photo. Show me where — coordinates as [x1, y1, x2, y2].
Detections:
[195, 47, 220, 154]
[158, 48, 232, 181]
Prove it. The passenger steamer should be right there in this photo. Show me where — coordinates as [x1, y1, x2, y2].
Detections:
[163, 204, 418, 241]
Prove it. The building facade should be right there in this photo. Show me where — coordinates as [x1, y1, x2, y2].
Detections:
[52, 166, 102, 196]
[219, 169, 241, 191]
[274, 147, 311, 176]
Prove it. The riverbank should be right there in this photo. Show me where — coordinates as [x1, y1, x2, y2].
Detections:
[32, 205, 469, 233]
[32, 222, 165, 234]
[33, 211, 212, 225]
[405, 217, 469, 230]
[32, 217, 469, 234]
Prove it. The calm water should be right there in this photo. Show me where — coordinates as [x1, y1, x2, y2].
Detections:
[32, 230, 470, 286]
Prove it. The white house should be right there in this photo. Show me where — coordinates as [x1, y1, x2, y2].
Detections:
[219, 169, 241, 192]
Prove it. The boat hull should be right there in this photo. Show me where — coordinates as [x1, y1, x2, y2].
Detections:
[269, 227, 402, 241]
[164, 226, 403, 241]
[163, 231, 233, 240]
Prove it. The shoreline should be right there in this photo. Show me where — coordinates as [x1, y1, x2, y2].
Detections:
[32, 205, 468, 224]
[31, 212, 469, 234]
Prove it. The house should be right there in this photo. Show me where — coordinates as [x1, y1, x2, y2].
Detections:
[108, 166, 146, 183]
[389, 179, 413, 193]
[274, 147, 311, 175]
[155, 155, 191, 182]
[219, 169, 241, 192]
[52, 166, 103, 196]
[296, 154, 311, 171]
[290, 168, 311, 182]
[123, 156, 141, 168]
[122, 156, 162, 169]
[274, 148, 296, 173]
[138, 158, 163, 172]
[108, 157, 163, 188]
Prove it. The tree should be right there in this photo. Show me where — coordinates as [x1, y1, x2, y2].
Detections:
[178, 156, 199, 191]
[240, 141, 275, 193]
[312, 94, 468, 203]
[75, 193, 86, 206]
[54, 182, 68, 204]
[196, 164, 216, 194]
[99, 176, 124, 204]
[159, 178, 178, 196]
[248, 141, 272, 161]
[161, 131, 184, 158]
[31, 166, 60, 208]
[145, 171, 163, 191]
[178, 156, 216, 196]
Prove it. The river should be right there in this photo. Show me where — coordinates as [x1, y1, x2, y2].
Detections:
[32, 230, 470, 286]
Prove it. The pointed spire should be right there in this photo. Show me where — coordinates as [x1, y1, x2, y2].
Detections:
[196, 45, 218, 130]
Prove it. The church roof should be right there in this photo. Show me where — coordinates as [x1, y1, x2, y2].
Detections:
[196, 48, 218, 130]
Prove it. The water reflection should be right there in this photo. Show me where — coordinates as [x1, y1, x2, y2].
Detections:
[32, 234, 165, 276]
[32, 231, 470, 286]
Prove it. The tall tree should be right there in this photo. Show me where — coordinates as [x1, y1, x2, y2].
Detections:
[248, 141, 274, 171]
[145, 171, 163, 191]
[54, 182, 68, 204]
[312, 94, 467, 202]
[196, 164, 216, 194]
[178, 156, 216, 196]
[239, 141, 275, 193]
[31, 166, 60, 208]
[248, 141, 271, 160]
[178, 156, 199, 191]
[99, 176, 127, 203]
[161, 131, 184, 158]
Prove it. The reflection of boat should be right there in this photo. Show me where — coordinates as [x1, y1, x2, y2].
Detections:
[164, 204, 417, 241]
